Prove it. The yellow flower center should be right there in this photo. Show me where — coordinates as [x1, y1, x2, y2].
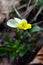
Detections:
[17, 19, 32, 30]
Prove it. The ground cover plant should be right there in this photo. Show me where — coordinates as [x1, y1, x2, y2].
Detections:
[0, 0, 43, 65]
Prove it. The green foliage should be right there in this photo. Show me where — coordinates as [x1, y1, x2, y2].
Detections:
[0, 30, 35, 61]
[36, 0, 43, 8]
[29, 24, 42, 34]
[0, 23, 42, 61]
[0, 47, 7, 57]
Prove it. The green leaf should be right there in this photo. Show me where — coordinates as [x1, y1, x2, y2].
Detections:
[15, 40, 21, 46]
[36, 0, 43, 8]
[10, 52, 16, 62]
[0, 47, 7, 56]
[19, 45, 27, 56]
[30, 25, 42, 34]
[12, 40, 21, 49]
[19, 48, 28, 57]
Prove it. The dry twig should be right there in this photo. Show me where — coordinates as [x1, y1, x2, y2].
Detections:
[31, 6, 43, 23]
[21, 0, 38, 19]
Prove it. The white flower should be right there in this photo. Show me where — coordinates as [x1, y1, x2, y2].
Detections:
[7, 17, 32, 30]
[7, 17, 27, 28]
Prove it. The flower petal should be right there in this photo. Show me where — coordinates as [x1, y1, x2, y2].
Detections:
[14, 17, 21, 23]
[7, 19, 17, 28]
[20, 19, 27, 24]
[27, 24, 32, 29]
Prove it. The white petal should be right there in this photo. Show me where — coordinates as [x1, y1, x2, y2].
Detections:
[14, 17, 21, 23]
[7, 19, 17, 28]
